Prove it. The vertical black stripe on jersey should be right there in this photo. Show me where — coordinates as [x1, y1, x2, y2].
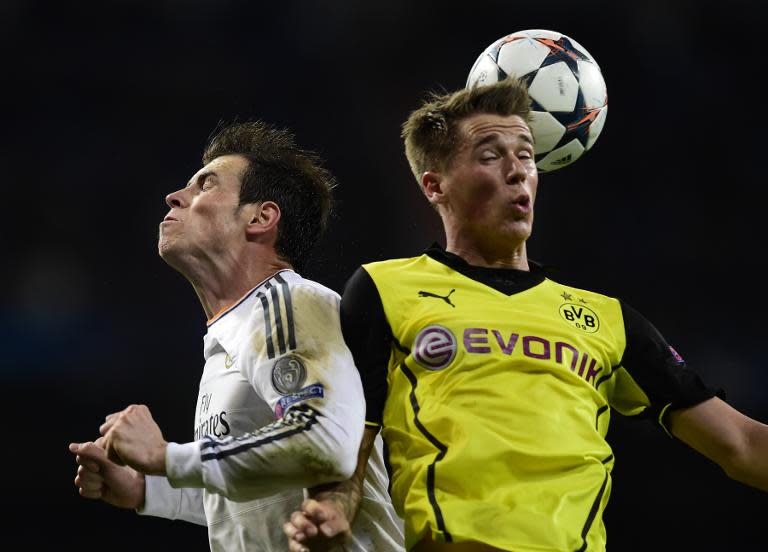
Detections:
[257, 292, 276, 359]
[274, 273, 297, 350]
[267, 282, 288, 355]
[575, 471, 609, 552]
[595, 405, 608, 430]
[595, 367, 617, 390]
[400, 360, 453, 543]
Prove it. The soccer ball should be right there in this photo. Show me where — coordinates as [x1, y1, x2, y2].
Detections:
[466, 29, 607, 173]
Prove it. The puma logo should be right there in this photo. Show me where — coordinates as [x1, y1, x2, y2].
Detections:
[418, 289, 456, 308]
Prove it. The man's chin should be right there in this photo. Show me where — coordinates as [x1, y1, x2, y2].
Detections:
[498, 220, 532, 243]
[158, 240, 182, 266]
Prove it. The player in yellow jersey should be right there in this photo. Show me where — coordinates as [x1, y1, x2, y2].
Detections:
[284, 79, 768, 552]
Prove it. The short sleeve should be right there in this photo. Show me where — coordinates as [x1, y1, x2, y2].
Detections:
[340, 267, 392, 426]
[611, 300, 724, 431]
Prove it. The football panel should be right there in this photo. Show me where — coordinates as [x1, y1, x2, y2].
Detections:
[529, 61, 579, 112]
[467, 53, 502, 88]
[566, 35, 598, 65]
[528, 111, 566, 154]
[585, 106, 608, 150]
[577, 60, 607, 109]
[466, 49, 487, 87]
[496, 37, 552, 79]
[536, 138, 585, 172]
[515, 29, 563, 41]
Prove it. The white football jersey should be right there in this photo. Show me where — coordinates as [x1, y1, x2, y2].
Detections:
[139, 270, 403, 551]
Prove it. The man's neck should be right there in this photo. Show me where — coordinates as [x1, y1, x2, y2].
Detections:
[175, 251, 292, 321]
[445, 239, 529, 270]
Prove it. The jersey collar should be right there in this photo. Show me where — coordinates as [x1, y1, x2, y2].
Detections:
[206, 269, 295, 328]
[203, 269, 296, 361]
[424, 243, 547, 296]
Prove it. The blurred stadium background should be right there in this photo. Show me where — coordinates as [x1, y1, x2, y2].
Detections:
[2, 1, 765, 549]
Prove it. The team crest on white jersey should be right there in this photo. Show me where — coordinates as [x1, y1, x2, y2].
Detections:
[414, 325, 457, 370]
[271, 355, 307, 394]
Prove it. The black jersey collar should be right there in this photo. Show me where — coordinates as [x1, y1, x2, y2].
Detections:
[424, 243, 547, 296]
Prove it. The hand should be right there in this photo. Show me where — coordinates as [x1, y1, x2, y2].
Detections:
[283, 498, 352, 552]
[69, 440, 146, 509]
[99, 404, 168, 475]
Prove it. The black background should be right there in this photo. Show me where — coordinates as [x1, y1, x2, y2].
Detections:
[3, 1, 766, 550]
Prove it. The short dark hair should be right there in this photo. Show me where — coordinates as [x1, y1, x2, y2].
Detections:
[203, 121, 335, 272]
[402, 78, 532, 183]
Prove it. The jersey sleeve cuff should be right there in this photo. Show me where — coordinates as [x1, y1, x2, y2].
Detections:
[137, 475, 180, 518]
[166, 441, 204, 488]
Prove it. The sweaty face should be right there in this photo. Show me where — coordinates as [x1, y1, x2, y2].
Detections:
[439, 113, 538, 249]
[158, 154, 250, 268]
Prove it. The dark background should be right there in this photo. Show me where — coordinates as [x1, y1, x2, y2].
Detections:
[3, 1, 765, 550]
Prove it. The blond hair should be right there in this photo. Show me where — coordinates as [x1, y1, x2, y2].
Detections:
[402, 78, 532, 183]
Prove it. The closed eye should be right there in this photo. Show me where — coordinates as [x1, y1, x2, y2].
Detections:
[197, 171, 217, 191]
[479, 149, 501, 161]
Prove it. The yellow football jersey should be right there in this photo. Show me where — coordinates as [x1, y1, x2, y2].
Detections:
[341, 246, 718, 551]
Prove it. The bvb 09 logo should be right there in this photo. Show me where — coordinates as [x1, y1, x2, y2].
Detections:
[559, 303, 600, 333]
[414, 325, 457, 370]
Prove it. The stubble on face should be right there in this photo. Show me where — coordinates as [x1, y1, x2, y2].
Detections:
[157, 155, 249, 271]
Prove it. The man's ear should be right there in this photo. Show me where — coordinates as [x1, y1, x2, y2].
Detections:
[245, 201, 281, 239]
[421, 170, 445, 207]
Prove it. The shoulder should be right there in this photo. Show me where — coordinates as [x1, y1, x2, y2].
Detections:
[541, 276, 628, 336]
[363, 255, 427, 277]
[275, 271, 341, 306]
[344, 256, 428, 305]
[544, 276, 621, 308]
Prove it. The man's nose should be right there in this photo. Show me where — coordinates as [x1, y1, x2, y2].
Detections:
[165, 188, 187, 208]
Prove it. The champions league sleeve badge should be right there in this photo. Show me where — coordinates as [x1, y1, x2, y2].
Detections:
[271, 355, 307, 395]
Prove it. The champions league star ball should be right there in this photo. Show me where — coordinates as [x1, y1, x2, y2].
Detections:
[466, 29, 607, 173]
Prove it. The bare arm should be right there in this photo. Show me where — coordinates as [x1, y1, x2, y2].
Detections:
[284, 427, 378, 551]
[669, 396, 768, 491]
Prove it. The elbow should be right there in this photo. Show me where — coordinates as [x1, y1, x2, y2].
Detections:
[297, 404, 364, 484]
[720, 448, 759, 488]
[328, 429, 360, 481]
[721, 455, 754, 489]
[301, 440, 357, 484]
[715, 427, 767, 491]
[708, 435, 747, 482]
[335, 449, 357, 480]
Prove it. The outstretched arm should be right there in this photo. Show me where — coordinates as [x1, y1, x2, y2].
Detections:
[670, 396, 768, 491]
[284, 427, 378, 552]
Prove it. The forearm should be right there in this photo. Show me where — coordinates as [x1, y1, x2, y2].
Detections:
[168, 405, 363, 501]
[725, 417, 768, 491]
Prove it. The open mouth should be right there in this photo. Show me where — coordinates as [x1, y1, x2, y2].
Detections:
[512, 195, 530, 208]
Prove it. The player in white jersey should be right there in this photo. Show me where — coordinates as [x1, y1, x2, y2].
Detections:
[68, 121, 404, 551]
